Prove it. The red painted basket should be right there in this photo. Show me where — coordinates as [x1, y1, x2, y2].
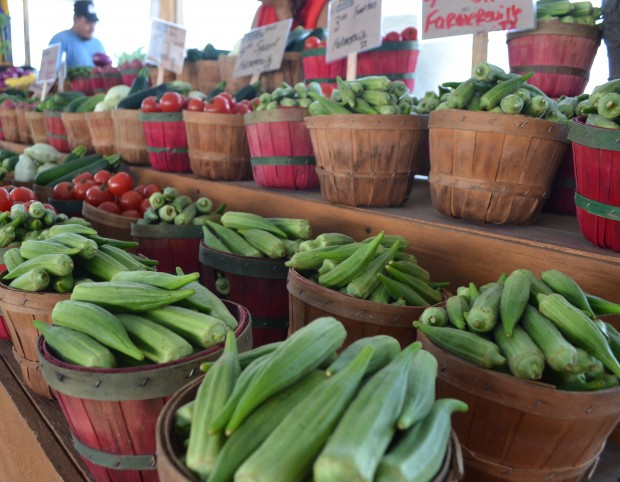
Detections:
[70, 77, 94, 95]
[90, 70, 106, 93]
[542, 148, 576, 215]
[130, 223, 203, 275]
[568, 117, 620, 252]
[140, 112, 191, 172]
[199, 241, 289, 348]
[357, 41, 419, 91]
[244, 107, 319, 190]
[301, 47, 345, 91]
[507, 21, 601, 98]
[102, 68, 124, 90]
[119, 67, 141, 87]
[44, 110, 71, 153]
[38, 301, 253, 482]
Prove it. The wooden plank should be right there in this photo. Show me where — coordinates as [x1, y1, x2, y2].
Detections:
[128, 166, 620, 303]
[0, 342, 90, 481]
[471, 33, 488, 74]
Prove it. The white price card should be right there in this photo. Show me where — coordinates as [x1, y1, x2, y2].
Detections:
[147, 18, 187, 75]
[422, 0, 535, 40]
[38, 43, 60, 83]
[233, 19, 293, 79]
[326, 0, 383, 64]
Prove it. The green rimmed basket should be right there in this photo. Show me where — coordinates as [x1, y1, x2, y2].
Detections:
[140, 112, 190, 172]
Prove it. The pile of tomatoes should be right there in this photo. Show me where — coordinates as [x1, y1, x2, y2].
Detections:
[0, 185, 49, 212]
[52, 170, 161, 218]
[140, 91, 259, 115]
[303, 26, 418, 50]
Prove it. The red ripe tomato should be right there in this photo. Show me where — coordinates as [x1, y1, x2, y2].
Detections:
[232, 103, 250, 115]
[186, 98, 206, 112]
[318, 40, 327, 48]
[85, 184, 114, 207]
[43, 203, 57, 213]
[23, 200, 34, 210]
[121, 209, 141, 218]
[73, 172, 95, 185]
[322, 84, 336, 99]
[9, 186, 37, 203]
[204, 103, 221, 113]
[134, 184, 146, 198]
[118, 190, 142, 211]
[93, 169, 112, 185]
[160, 92, 184, 113]
[212, 95, 231, 114]
[141, 96, 160, 113]
[97, 201, 121, 214]
[140, 197, 151, 214]
[52, 181, 75, 200]
[304, 36, 321, 50]
[143, 184, 161, 197]
[107, 172, 133, 197]
[217, 92, 235, 106]
[0, 187, 11, 211]
[401, 26, 418, 41]
[383, 31, 402, 42]
[73, 179, 96, 201]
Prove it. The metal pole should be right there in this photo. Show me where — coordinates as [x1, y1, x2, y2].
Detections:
[23, 0, 30, 66]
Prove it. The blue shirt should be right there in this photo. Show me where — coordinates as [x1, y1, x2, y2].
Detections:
[49, 29, 105, 68]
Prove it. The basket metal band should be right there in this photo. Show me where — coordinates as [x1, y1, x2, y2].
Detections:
[46, 132, 68, 140]
[139, 112, 184, 122]
[367, 40, 419, 52]
[252, 315, 289, 329]
[71, 435, 157, 471]
[38, 342, 206, 401]
[575, 193, 620, 221]
[146, 146, 188, 154]
[251, 156, 316, 166]
[429, 172, 549, 198]
[511, 64, 590, 79]
[568, 120, 620, 151]
[199, 244, 288, 279]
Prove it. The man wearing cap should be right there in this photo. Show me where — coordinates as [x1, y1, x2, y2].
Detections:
[49, 1, 106, 68]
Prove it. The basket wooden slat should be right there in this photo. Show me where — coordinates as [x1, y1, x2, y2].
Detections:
[305, 114, 429, 207]
[428, 110, 569, 225]
[112, 109, 149, 165]
[15, 108, 32, 144]
[85, 111, 116, 155]
[61, 112, 94, 151]
[184, 110, 251, 181]
[0, 109, 19, 142]
[25, 111, 48, 144]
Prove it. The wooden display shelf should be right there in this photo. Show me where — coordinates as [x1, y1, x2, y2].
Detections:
[0, 340, 91, 481]
[128, 165, 620, 304]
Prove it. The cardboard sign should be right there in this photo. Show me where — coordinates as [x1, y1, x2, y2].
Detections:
[326, 0, 383, 63]
[233, 19, 292, 79]
[38, 43, 60, 83]
[422, 0, 535, 40]
[147, 18, 187, 74]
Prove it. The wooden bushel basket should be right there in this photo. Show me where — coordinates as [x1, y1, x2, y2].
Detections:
[245, 108, 320, 190]
[357, 41, 420, 91]
[85, 111, 116, 156]
[140, 112, 191, 173]
[0, 283, 71, 398]
[156, 374, 464, 482]
[25, 111, 48, 144]
[111, 109, 149, 165]
[0, 109, 19, 142]
[507, 21, 601, 98]
[183, 110, 251, 181]
[131, 223, 203, 275]
[0, 247, 16, 340]
[33, 184, 54, 204]
[301, 47, 346, 91]
[82, 202, 136, 242]
[199, 242, 289, 348]
[195, 59, 221, 93]
[44, 110, 71, 153]
[418, 331, 620, 482]
[287, 268, 446, 349]
[38, 301, 252, 482]
[61, 112, 94, 152]
[568, 117, 620, 252]
[15, 108, 32, 144]
[428, 110, 569, 225]
[305, 114, 429, 207]
[48, 198, 83, 218]
[177, 61, 200, 88]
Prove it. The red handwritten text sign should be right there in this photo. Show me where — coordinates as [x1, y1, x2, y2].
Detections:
[422, 0, 535, 40]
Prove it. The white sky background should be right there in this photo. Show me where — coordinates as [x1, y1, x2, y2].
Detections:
[7, 0, 610, 97]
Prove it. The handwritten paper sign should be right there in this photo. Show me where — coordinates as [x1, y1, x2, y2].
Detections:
[147, 18, 187, 74]
[233, 19, 292, 79]
[422, 0, 535, 40]
[38, 43, 60, 83]
[326, 0, 383, 63]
